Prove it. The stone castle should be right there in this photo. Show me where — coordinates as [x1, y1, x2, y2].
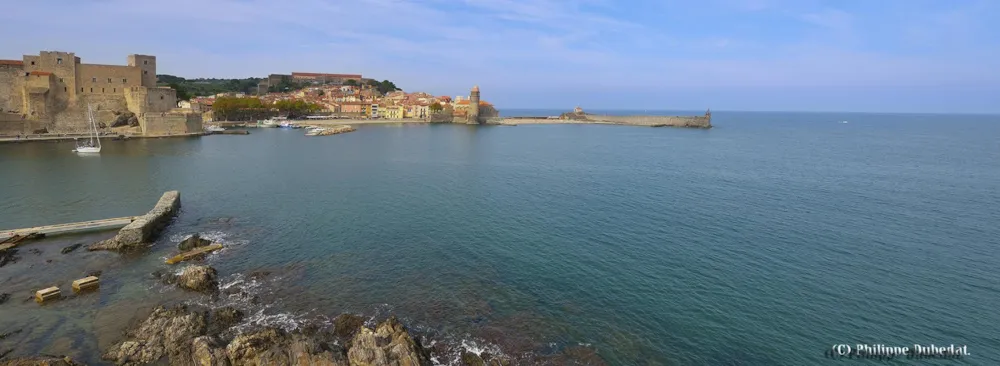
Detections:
[0, 51, 201, 136]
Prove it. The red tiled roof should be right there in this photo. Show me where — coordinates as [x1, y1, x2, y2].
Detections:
[0, 60, 24, 66]
[29, 71, 52, 76]
[292, 72, 362, 78]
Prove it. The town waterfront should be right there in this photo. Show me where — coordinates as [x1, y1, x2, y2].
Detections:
[1, 111, 999, 364]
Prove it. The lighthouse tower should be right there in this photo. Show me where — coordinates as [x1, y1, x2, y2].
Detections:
[468, 85, 480, 124]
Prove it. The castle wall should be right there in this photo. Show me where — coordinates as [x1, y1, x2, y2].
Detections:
[52, 93, 131, 132]
[0, 112, 29, 135]
[23, 73, 57, 121]
[0, 65, 24, 114]
[21, 51, 76, 104]
[141, 112, 201, 136]
[76, 64, 141, 95]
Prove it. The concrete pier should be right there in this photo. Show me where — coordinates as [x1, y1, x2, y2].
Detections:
[89, 191, 181, 251]
[1, 218, 136, 243]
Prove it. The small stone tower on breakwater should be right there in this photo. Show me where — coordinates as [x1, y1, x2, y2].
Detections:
[468, 85, 480, 124]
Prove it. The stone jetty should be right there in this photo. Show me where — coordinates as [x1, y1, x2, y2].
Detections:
[89, 191, 180, 251]
[500, 106, 713, 128]
[312, 125, 356, 136]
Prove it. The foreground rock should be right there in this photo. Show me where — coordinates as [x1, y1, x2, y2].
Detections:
[61, 243, 83, 254]
[102, 305, 206, 365]
[177, 265, 218, 293]
[89, 191, 180, 251]
[0, 356, 86, 365]
[225, 328, 348, 366]
[347, 316, 431, 366]
[177, 234, 212, 251]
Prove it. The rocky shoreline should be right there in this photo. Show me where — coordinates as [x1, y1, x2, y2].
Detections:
[4, 262, 512, 366]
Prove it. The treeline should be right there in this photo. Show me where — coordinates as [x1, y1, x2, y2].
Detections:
[212, 97, 324, 121]
[157, 75, 263, 100]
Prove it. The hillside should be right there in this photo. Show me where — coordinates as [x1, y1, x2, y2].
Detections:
[157, 74, 262, 100]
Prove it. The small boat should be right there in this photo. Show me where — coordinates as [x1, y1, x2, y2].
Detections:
[205, 125, 225, 132]
[841, 121, 849, 124]
[73, 104, 102, 153]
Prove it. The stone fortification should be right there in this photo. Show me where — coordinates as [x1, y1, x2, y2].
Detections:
[0, 51, 201, 136]
[556, 107, 712, 128]
[89, 191, 180, 251]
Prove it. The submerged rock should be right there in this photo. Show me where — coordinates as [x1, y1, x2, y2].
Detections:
[208, 307, 244, 334]
[178, 234, 212, 252]
[61, 243, 83, 254]
[0, 248, 19, 268]
[0, 355, 85, 365]
[102, 305, 207, 365]
[347, 316, 431, 366]
[0, 293, 10, 305]
[177, 265, 218, 293]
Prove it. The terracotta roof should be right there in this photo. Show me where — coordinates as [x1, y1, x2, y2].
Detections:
[0, 60, 24, 66]
[292, 72, 362, 78]
[29, 71, 52, 76]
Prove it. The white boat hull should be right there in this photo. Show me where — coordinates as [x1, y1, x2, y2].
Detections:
[73, 146, 101, 153]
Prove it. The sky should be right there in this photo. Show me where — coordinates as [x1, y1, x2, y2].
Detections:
[2, 0, 998, 113]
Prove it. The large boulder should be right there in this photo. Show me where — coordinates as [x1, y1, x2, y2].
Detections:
[102, 305, 207, 366]
[347, 317, 431, 366]
[191, 336, 230, 366]
[177, 265, 218, 293]
[332, 313, 365, 346]
[225, 328, 347, 366]
[178, 234, 212, 251]
[207, 307, 244, 335]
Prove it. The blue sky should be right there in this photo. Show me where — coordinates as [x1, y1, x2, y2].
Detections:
[2, 0, 998, 113]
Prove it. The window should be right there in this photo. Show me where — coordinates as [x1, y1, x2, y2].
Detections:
[59, 78, 63, 82]
[24, 72, 29, 76]
[143, 71, 148, 75]
[57, 58, 62, 64]
[160, 96, 164, 100]
[81, 87, 84, 92]
[64, 87, 67, 92]
[90, 88, 93, 92]
[92, 77, 96, 82]
[30, 61, 35, 65]
[143, 60, 148, 65]
[108, 78, 112, 83]
[113, 88, 116, 93]
[123, 78, 127, 83]
[102, 88, 105, 93]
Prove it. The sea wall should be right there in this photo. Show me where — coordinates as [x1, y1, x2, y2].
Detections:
[89, 191, 180, 251]
[591, 115, 711, 128]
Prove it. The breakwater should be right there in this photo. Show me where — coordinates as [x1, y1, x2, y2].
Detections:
[497, 107, 712, 128]
[89, 191, 180, 251]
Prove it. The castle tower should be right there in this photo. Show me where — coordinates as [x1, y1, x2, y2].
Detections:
[127, 55, 157, 87]
[468, 85, 480, 124]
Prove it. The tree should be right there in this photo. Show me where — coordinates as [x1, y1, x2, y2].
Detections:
[345, 79, 358, 86]
[169, 82, 192, 101]
[375, 80, 400, 95]
[429, 102, 443, 113]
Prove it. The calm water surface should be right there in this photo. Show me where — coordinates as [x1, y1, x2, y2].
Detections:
[1, 111, 999, 365]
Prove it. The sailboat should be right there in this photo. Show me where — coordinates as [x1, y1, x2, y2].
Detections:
[72, 104, 102, 153]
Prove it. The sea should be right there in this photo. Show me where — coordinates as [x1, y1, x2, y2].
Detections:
[0, 110, 998, 365]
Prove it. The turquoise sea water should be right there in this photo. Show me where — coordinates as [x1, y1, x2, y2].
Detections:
[1, 111, 999, 365]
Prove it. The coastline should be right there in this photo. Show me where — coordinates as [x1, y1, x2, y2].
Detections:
[0, 132, 205, 144]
